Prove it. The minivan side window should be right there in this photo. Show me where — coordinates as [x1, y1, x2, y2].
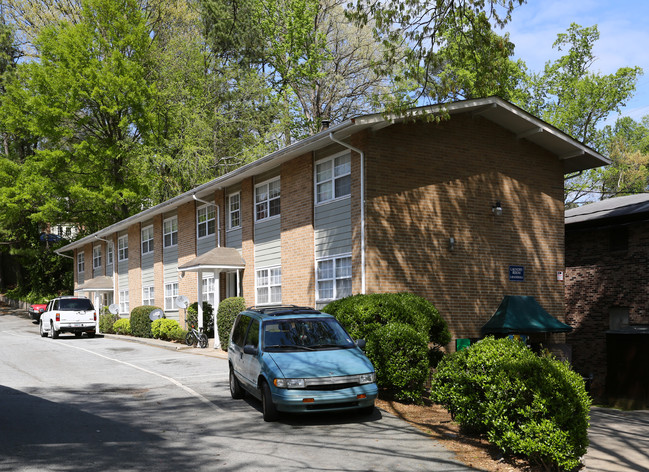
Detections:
[231, 315, 251, 347]
[245, 319, 260, 348]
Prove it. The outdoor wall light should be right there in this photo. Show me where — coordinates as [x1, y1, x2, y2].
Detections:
[449, 237, 455, 251]
[492, 201, 503, 216]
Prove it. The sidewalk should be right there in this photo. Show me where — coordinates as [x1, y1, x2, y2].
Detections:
[102, 331, 228, 359]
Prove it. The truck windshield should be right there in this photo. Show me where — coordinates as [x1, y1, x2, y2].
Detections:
[262, 318, 355, 351]
[59, 299, 94, 311]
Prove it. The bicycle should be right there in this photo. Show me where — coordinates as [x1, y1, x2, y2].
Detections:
[185, 325, 209, 348]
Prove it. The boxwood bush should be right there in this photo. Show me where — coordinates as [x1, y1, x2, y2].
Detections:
[113, 318, 131, 335]
[324, 292, 450, 401]
[366, 323, 429, 402]
[431, 337, 591, 471]
[152, 318, 182, 340]
[99, 312, 120, 334]
[129, 305, 162, 338]
[186, 301, 214, 335]
[216, 297, 246, 350]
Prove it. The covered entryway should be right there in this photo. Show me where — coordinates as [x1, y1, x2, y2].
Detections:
[178, 246, 245, 348]
[74, 275, 114, 333]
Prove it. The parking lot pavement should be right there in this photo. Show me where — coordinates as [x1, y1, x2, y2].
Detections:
[584, 407, 649, 471]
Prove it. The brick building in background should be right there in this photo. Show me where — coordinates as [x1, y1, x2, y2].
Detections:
[57, 97, 607, 349]
[565, 194, 649, 405]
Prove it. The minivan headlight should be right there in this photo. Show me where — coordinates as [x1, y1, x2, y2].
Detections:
[274, 378, 306, 389]
[359, 372, 376, 384]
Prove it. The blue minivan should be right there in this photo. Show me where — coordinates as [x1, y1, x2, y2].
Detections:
[228, 306, 378, 421]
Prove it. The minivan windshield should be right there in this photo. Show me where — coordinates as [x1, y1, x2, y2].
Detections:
[262, 317, 355, 351]
[59, 298, 94, 311]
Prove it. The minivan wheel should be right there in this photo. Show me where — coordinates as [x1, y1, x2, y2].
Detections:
[229, 368, 244, 399]
[261, 381, 279, 422]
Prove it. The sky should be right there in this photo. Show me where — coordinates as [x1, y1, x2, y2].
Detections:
[502, 0, 649, 125]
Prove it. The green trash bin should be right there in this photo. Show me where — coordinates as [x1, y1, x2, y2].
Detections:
[456, 338, 471, 352]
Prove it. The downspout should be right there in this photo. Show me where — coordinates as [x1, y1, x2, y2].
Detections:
[328, 132, 366, 294]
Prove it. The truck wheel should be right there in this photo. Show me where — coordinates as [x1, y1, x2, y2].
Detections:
[39, 321, 47, 337]
[50, 322, 59, 339]
[86, 331, 95, 338]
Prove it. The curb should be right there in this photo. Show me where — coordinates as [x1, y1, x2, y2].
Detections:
[101, 332, 228, 359]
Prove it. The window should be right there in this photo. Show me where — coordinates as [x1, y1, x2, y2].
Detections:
[197, 205, 216, 239]
[77, 252, 85, 274]
[141, 225, 154, 254]
[164, 282, 179, 310]
[256, 267, 281, 305]
[163, 217, 178, 248]
[317, 255, 352, 301]
[202, 275, 216, 307]
[228, 193, 241, 229]
[119, 290, 129, 314]
[143, 285, 155, 306]
[118, 235, 128, 261]
[92, 245, 101, 269]
[316, 153, 351, 204]
[107, 242, 114, 266]
[255, 179, 280, 221]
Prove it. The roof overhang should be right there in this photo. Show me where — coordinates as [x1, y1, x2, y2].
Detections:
[178, 247, 245, 273]
[57, 97, 608, 253]
[76, 275, 114, 292]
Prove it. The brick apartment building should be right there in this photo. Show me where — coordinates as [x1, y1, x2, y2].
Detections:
[57, 97, 607, 349]
[565, 194, 649, 404]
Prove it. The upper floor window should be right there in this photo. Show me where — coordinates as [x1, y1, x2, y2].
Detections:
[317, 255, 352, 301]
[315, 153, 351, 204]
[77, 252, 85, 273]
[197, 205, 216, 239]
[118, 235, 128, 261]
[92, 245, 102, 269]
[141, 225, 154, 254]
[255, 179, 280, 221]
[163, 216, 178, 248]
[228, 192, 241, 229]
[107, 242, 114, 266]
[256, 267, 281, 305]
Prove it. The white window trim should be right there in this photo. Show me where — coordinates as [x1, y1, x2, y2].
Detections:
[255, 178, 281, 222]
[228, 192, 241, 230]
[77, 252, 85, 274]
[164, 282, 179, 311]
[141, 225, 154, 255]
[117, 235, 128, 261]
[316, 254, 352, 302]
[106, 242, 114, 266]
[255, 266, 282, 306]
[315, 151, 352, 205]
[197, 204, 216, 240]
[202, 274, 216, 308]
[142, 285, 155, 306]
[92, 245, 101, 270]
[119, 290, 129, 314]
[163, 216, 178, 248]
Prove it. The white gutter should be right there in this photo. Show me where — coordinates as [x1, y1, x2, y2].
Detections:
[328, 132, 366, 295]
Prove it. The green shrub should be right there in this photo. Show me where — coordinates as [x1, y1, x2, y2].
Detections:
[169, 326, 188, 342]
[431, 337, 591, 471]
[367, 323, 429, 402]
[216, 297, 246, 350]
[99, 313, 120, 334]
[152, 318, 182, 340]
[186, 301, 214, 335]
[129, 305, 162, 338]
[113, 318, 131, 335]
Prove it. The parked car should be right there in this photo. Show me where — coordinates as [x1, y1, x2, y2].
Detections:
[228, 306, 377, 421]
[40, 296, 97, 339]
[28, 303, 47, 323]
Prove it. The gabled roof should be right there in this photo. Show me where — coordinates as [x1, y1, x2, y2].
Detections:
[565, 194, 649, 225]
[58, 97, 609, 253]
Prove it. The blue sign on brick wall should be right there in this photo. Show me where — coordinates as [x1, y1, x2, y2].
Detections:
[509, 265, 524, 281]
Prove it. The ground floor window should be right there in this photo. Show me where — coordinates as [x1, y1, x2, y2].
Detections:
[256, 267, 281, 305]
[119, 290, 129, 314]
[202, 274, 215, 308]
[143, 285, 154, 306]
[164, 282, 179, 311]
[317, 255, 352, 302]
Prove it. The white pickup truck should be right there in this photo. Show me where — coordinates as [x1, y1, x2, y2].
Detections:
[40, 296, 97, 339]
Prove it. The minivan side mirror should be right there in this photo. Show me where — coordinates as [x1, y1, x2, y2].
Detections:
[356, 339, 366, 349]
[243, 344, 259, 355]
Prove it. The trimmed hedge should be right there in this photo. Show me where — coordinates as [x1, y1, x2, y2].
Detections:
[186, 301, 214, 335]
[129, 305, 162, 338]
[99, 312, 120, 334]
[367, 323, 429, 402]
[113, 318, 131, 335]
[431, 337, 591, 471]
[152, 318, 183, 340]
[216, 297, 246, 350]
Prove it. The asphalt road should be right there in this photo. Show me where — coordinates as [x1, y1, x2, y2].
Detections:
[0, 311, 473, 472]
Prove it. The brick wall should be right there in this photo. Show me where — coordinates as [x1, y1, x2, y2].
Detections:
[565, 219, 649, 400]
[128, 223, 142, 307]
[153, 215, 164, 308]
[178, 201, 198, 320]
[362, 115, 566, 348]
[240, 177, 255, 305]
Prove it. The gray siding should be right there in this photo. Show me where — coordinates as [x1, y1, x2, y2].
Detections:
[163, 244, 178, 281]
[255, 167, 280, 184]
[254, 217, 281, 266]
[117, 261, 128, 291]
[142, 265, 154, 287]
[226, 228, 242, 249]
[106, 262, 113, 277]
[141, 252, 154, 271]
[315, 197, 352, 259]
[197, 233, 216, 256]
